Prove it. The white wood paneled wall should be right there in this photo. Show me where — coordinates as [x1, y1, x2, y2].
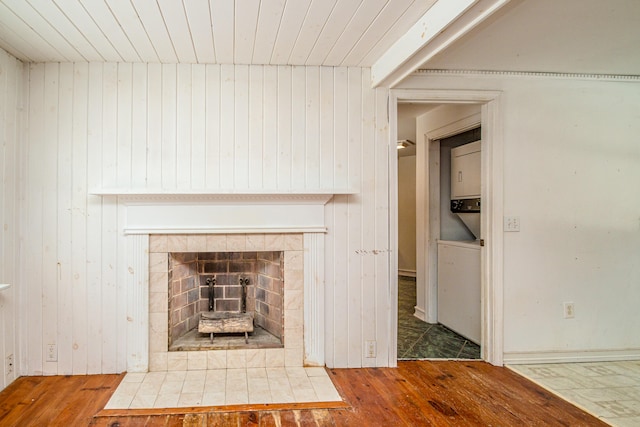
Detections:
[20, 63, 391, 375]
[0, 48, 22, 390]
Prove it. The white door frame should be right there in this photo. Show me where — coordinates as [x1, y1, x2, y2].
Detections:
[388, 89, 504, 366]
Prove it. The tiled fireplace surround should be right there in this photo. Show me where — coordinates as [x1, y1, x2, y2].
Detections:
[109, 192, 335, 374]
[148, 233, 307, 371]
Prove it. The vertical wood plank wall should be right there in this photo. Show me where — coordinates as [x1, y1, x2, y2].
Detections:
[0, 49, 22, 390]
[19, 63, 391, 375]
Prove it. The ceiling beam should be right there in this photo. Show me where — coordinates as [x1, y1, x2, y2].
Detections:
[371, 0, 511, 88]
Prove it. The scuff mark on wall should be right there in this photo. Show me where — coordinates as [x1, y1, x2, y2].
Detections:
[355, 249, 391, 255]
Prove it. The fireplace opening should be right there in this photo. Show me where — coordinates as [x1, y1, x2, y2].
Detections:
[168, 251, 284, 351]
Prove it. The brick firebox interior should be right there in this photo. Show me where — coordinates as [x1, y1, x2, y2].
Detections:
[168, 251, 284, 347]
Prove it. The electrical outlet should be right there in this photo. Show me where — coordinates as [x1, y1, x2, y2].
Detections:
[46, 344, 57, 362]
[365, 341, 376, 358]
[563, 302, 575, 319]
[6, 354, 13, 375]
[504, 216, 520, 232]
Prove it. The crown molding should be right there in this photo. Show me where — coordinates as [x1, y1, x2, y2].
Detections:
[414, 69, 640, 82]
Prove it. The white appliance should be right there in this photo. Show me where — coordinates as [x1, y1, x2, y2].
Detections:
[450, 140, 481, 240]
[450, 197, 480, 240]
[435, 140, 481, 345]
[450, 140, 481, 200]
[437, 240, 481, 344]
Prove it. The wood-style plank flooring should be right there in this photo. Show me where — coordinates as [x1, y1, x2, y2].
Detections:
[0, 361, 607, 426]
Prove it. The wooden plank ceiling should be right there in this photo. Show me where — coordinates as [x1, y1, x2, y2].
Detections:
[0, 0, 437, 65]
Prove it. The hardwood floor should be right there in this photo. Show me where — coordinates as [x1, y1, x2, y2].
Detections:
[0, 361, 607, 426]
[0, 373, 123, 426]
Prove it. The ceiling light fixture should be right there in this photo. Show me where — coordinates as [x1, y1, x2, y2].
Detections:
[397, 139, 414, 150]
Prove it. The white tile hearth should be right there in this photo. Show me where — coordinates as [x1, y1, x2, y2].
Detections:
[104, 367, 342, 410]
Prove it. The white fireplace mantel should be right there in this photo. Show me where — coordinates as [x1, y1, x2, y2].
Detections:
[92, 189, 343, 371]
[90, 189, 356, 203]
[91, 189, 356, 235]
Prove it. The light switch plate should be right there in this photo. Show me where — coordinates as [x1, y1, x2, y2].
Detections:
[504, 216, 520, 232]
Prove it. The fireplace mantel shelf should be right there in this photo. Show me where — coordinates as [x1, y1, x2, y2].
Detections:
[90, 189, 357, 205]
[93, 189, 354, 235]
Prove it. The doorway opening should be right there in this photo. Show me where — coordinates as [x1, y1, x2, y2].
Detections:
[398, 122, 483, 359]
[388, 90, 504, 367]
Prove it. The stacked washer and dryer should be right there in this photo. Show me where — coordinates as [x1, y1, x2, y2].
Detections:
[437, 140, 481, 345]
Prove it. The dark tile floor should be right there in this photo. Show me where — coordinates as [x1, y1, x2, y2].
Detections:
[398, 276, 481, 360]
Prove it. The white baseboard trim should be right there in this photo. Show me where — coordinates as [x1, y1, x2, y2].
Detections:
[413, 306, 426, 321]
[504, 349, 640, 365]
[399, 269, 416, 278]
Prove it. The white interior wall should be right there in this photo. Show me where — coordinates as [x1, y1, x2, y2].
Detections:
[18, 63, 391, 376]
[405, 72, 640, 361]
[398, 155, 416, 275]
[0, 48, 22, 391]
[397, 115, 417, 142]
[9, 59, 638, 380]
